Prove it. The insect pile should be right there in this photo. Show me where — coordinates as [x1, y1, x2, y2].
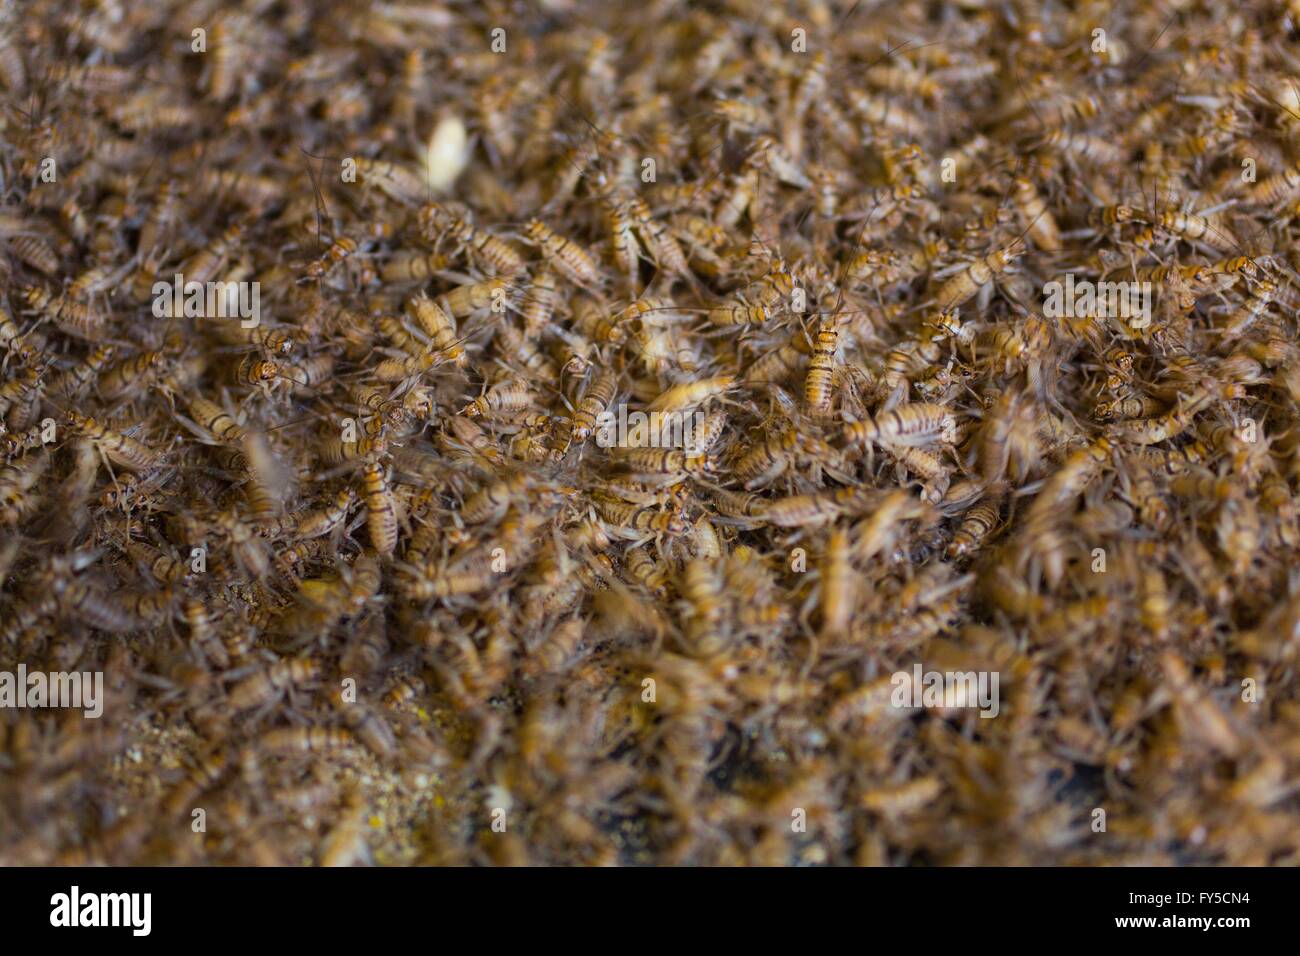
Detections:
[3, 0, 1300, 864]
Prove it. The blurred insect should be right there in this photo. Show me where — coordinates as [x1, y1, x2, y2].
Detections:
[227, 658, 321, 714]
[361, 462, 399, 556]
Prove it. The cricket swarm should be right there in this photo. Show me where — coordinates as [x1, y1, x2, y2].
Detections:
[3, 0, 1300, 865]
